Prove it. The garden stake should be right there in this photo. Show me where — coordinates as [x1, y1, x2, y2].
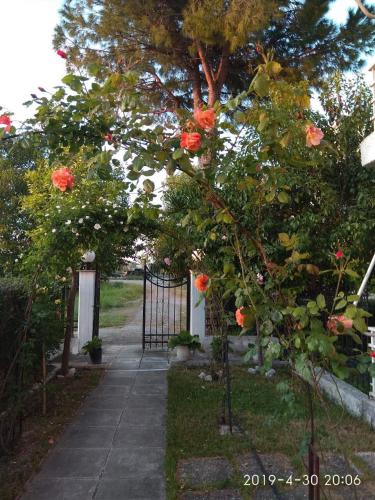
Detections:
[42, 343, 47, 416]
[223, 336, 233, 433]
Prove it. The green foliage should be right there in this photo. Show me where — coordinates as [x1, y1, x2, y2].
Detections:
[82, 336, 102, 353]
[168, 330, 202, 350]
[21, 149, 142, 277]
[0, 137, 40, 274]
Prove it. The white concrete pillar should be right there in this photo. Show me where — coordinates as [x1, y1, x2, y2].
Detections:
[77, 270, 96, 350]
[190, 271, 206, 343]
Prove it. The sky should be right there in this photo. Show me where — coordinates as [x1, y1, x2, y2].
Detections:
[0, 0, 374, 122]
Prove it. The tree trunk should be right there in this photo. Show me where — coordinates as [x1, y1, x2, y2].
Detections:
[61, 271, 78, 376]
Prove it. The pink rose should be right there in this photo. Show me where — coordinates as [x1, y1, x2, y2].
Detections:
[306, 125, 324, 147]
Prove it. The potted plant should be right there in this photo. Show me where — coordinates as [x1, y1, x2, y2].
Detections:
[82, 336, 102, 364]
[168, 330, 202, 361]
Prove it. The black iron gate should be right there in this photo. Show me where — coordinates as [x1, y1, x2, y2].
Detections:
[142, 265, 190, 350]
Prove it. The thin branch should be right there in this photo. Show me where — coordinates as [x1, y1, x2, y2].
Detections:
[354, 0, 375, 18]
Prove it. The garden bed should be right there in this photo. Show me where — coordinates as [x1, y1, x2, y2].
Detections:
[0, 368, 103, 500]
[166, 366, 375, 499]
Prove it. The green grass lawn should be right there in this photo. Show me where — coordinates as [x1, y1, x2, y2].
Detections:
[166, 366, 375, 499]
[74, 281, 143, 328]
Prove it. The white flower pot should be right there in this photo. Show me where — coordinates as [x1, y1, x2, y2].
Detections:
[176, 345, 191, 361]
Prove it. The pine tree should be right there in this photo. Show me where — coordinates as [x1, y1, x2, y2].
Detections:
[54, 0, 375, 110]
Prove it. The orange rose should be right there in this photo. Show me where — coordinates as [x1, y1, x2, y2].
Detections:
[194, 274, 209, 292]
[194, 108, 215, 130]
[235, 307, 246, 327]
[327, 315, 353, 335]
[180, 132, 202, 152]
[306, 125, 324, 147]
[51, 167, 75, 192]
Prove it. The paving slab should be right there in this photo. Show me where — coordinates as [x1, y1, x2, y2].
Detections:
[22, 478, 97, 500]
[57, 426, 116, 449]
[177, 457, 234, 487]
[356, 451, 375, 474]
[180, 490, 243, 500]
[108, 361, 141, 370]
[89, 384, 131, 397]
[132, 381, 168, 395]
[318, 452, 359, 476]
[235, 452, 296, 479]
[74, 408, 123, 427]
[126, 394, 168, 409]
[94, 477, 165, 500]
[83, 395, 128, 410]
[101, 374, 136, 386]
[103, 446, 165, 478]
[113, 424, 165, 448]
[38, 447, 109, 478]
[119, 405, 166, 426]
[253, 488, 278, 499]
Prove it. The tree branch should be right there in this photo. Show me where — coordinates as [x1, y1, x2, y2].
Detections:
[196, 41, 217, 107]
[189, 59, 203, 109]
[214, 43, 230, 100]
[354, 0, 375, 18]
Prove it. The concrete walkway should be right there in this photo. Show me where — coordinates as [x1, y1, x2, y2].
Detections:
[22, 345, 169, 500]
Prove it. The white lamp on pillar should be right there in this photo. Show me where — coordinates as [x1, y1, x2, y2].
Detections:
[81, 250, 96, 265]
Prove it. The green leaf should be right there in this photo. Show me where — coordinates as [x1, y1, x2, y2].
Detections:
[87, 63, 101, 77]
[316, 294, 326, 309]
[345, 268, 359, 279]
[335, 299, 347, 310]
[143, 179, 155, 193]
[253, 73, 270, 97]
[347, 295, 360, 302]
[142, 169, 155, 177]
[353, 318, 367, 333]
[223, 262, 234, 275]
[266, 61, 282, 75]
[277, 191, 290, 203]
[265, 190, 275, 202]
[127, 170, 140, 180]
[61, 74, 83, 92]
[172, 148, 184, 160]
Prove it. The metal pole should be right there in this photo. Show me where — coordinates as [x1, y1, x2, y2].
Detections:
[186, 272, 191, 332]
[92, 265, 100, 338]
[142, 265, 147, 351]
[224, 337, 233, 433]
